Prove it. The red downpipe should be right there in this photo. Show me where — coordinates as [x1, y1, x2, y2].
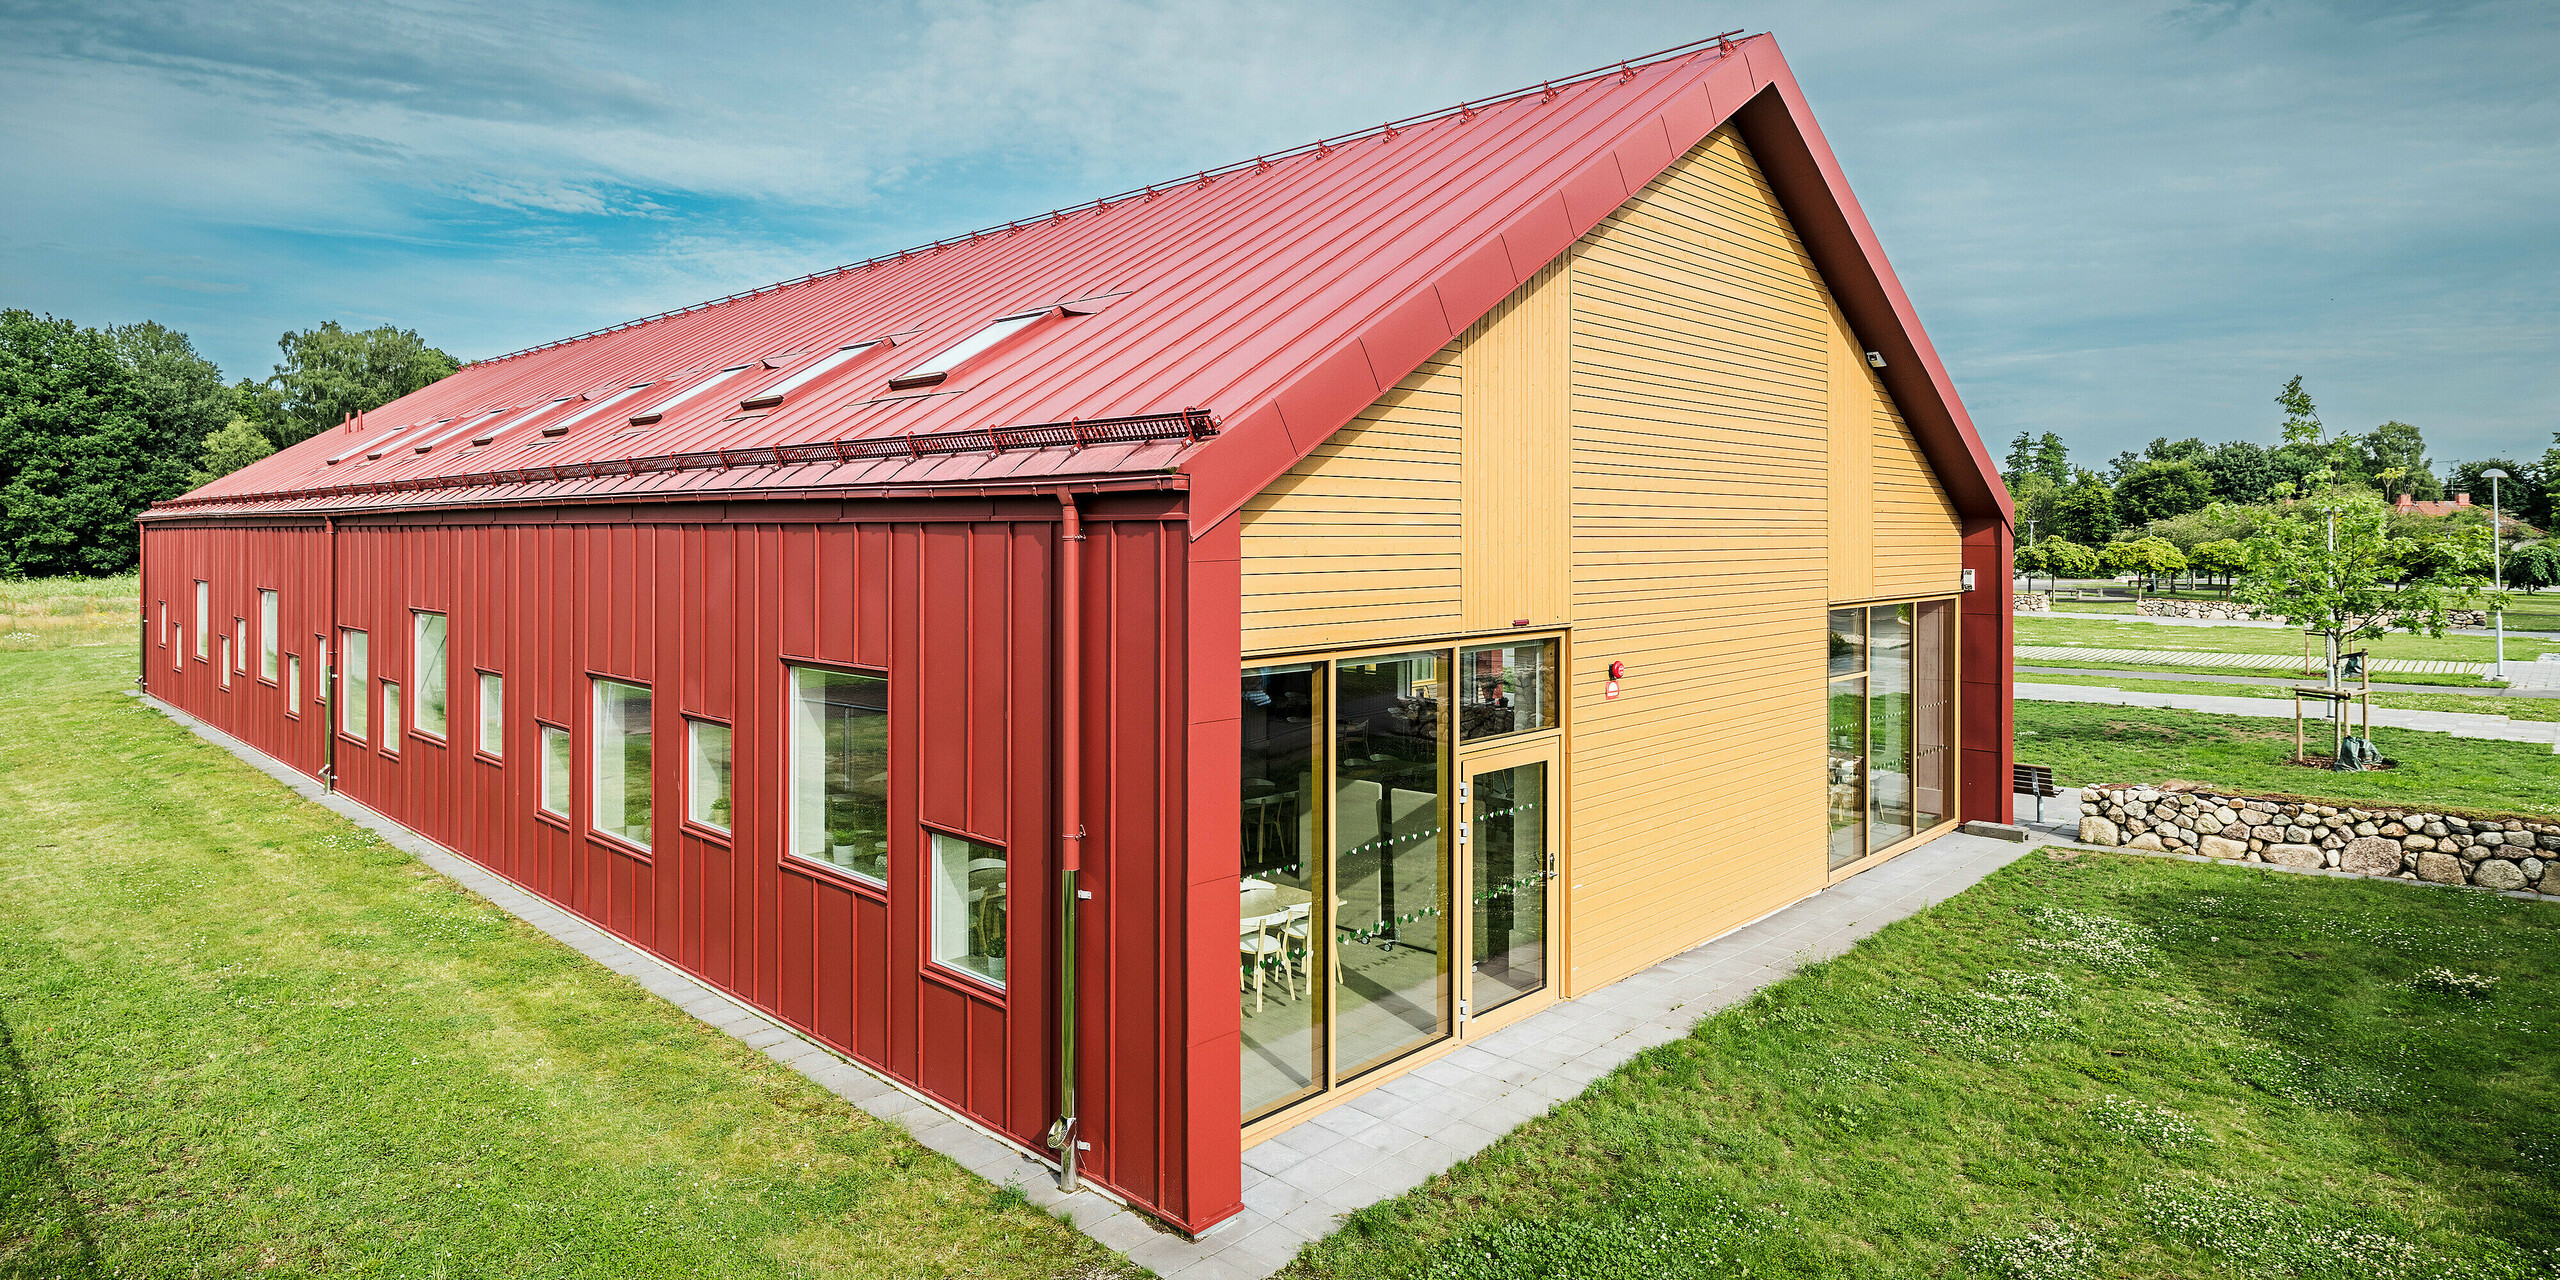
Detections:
[1045, 492, 1088, 1189]
[320, 515, 340, 792]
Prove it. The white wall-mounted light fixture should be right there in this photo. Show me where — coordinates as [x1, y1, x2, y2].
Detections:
[1961, 568, 1977, 592]
[1865, 351, 1887, 369]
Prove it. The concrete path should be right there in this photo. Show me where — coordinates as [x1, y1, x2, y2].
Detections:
[134, 688, 2049, 1280]
[2015, 645, 2487, 676]
[2018, 680, 2560, 747]
[2017, 664, 2560, 699]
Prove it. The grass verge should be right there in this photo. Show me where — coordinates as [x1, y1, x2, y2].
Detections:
[0, 575, 136, 652]
[2015, 618, 2554, 664]
[2019, 659, 2501, 688]
[0, 646, 1136, 1279]
[1286, 852, 2560, 1279]
[2012, 702, 2560, 818]
[2018, 673, 2560, 722]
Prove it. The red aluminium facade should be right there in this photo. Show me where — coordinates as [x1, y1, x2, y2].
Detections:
[140, 34, 2016, 1234]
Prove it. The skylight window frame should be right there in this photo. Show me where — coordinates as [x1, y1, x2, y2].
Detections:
[539, 383, 654, 438]
[369, 419, 449, 460]
[474, 397, 573, 446]
[887, 309, 1053, 390]
[412, 408, 511, 455]
[742, 341, 884, 410]
[629, 364, 756, 426]
[324, 425, 418, 465]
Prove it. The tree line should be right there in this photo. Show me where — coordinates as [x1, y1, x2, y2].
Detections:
[0, 311, 458, 577]
[2011, 376, 2560, 590]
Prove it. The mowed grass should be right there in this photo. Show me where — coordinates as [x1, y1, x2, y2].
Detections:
[1286, 852, 2560, 1279]
[0, 645, 1138, 1280]
[2021, 657, 2504, 688]
[2015, 617, 2555, 664]
[2013, 702, 2560, 818]
[2018, 672, 2560, 722]
[0, 575, 137, 652]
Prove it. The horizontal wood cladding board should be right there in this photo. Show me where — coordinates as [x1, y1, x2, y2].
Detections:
[1240, 354, 1463, 654]
[1461, 258, 1570, 631]
[1870, 390, 1963, 598]
[1564, 126, 1833, 992]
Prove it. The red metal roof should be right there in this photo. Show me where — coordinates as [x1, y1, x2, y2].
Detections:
[154, 33, 2011, 530]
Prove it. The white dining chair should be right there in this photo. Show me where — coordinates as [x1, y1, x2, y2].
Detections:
[1239, 910, 1294, 1012]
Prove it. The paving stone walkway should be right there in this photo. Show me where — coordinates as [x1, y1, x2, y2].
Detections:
[2015, 645, 2488, 676]
[136, 689, 2049, 1280]
[2018, 680, 2560, 746]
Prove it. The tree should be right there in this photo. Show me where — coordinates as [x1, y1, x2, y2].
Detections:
[2039, 538, 2099, 583]
[187, 417, 275, 488]
[2002, 431, 2071, 488]
[2113, 459, 2215, 526]
[2013, 539, 2049, 591]
[2101, 536, 2187, 599]
[250, 322, 460, 445]
[2201, 440, 2279, 503]
[2143, 436, 2209, 465]
[2446, 458, 2538, 529]
[2189, 539, 2247, 595]
[109, 321, 239, 455]
[2010, 472, 2061, 545]
[2235, 483, 2493, 688]
[0, 310, 200, 576]
[2509, 541, 2560, 593]
[2049, 469, 2121, 545]
[2361, 421, 2441, 500]
[2105, 450, 2142, 482]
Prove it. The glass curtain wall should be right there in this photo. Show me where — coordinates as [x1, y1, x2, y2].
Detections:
[1332, 652, 1451, 1078]
[1825, 602, 1955, 870]
[1240, 663, 1325, 1119]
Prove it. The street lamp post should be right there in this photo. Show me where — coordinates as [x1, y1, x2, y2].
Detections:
[2485, 468, 2510, 681]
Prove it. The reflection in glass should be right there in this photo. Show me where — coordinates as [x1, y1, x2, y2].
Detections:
[1333, 651, 1449, 1078]
[1470, 760, 1548, 1016]
[790, 667, 889, 882]
[1867, 604, 1914, 852]
[687, 719, 732, 832]
[930, 832, 1007, 986]
[592, 678, 652, 848]
[1457, 641, 1559, 742]
[1826, 679, 1866, 869]
[1240, 664, 1325, 1119]
[338, 628, 368, 738]
[540, 725, 571, 816]
[1914, 599, 1955, 831]
[1827, 607, 1867, 678]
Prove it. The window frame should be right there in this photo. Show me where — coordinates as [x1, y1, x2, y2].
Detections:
[923, 825, 1010, 995]
[742, 340, 883, 409]
[780, 657, 892, 894]
[337, 626, 370, 742]
[887, 309, 1049, 389]
[475, 670, 505, 763]
[380, 680, 402, 757]
[219, 635, 233, 689]
[234, 617, 248, 673]
[193, 580, 208, 661]
[157, 601, 166, 648]
[411, 610, 449, 743]
[257, 590, 279, 684]
[588, 676, 655, 856]
[285, 653, 302, 718]
[681, 714, 735, 839]
[536, 720, 573, 825]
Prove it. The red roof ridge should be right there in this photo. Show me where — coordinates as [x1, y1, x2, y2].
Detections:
[469, 31, 1752, 368]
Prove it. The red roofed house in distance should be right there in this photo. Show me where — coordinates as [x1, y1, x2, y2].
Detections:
[138, 33, 2015, 1237]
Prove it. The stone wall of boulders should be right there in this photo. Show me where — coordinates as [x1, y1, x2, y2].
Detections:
[2015, 592, 2051, 613]
[2074, 784, 2560, 896]
[2130, 598, 2491, 628]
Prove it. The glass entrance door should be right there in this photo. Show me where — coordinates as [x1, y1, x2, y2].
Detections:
[1460, 741, 1559, 1027]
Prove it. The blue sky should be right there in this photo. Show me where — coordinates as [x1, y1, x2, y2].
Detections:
[3, 0, 2554, 472]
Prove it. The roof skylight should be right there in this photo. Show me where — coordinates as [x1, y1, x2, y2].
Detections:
[742, 342, 881, 410]
[411, 408, 510, 454]
[324, 425, 417, 465]
[888, 310, 1048, 389]
[369, 420, 447, 459]
[630, 365, 754, 425]
[473, 397, 571, 446]
[540, 383, 653, 437]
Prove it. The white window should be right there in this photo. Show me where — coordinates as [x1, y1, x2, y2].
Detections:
[687, 719, 732, 832]
[338, 628, 368, 739]
[234, 618, 248, 672]
[478, 672, 504, 757]
[413, 611, 448, 737]
[592, 679, 652, 849]
[220, 637, 233, 689]
[194, 581, 208, 659]
[287, 653, 302, 714]
[322, 424, 418, 465]
[258, 590, 278, 681]
[744, 342, 879, 409]
[541, 384, 653, 438]
[476, 397, 569, 446]
[157, 601, 166, 648]
[368, 421, 442, 460]
[540, 725, 572, 817]
[789, 665, 888, 883]
[930, 832, 1007, 987]
[171, 628, 182, 672]
[630, 365, 755, 425]
[411, 408, 508, 454]
[890, 311, 1045, 388]
[381, 681, 402, 753]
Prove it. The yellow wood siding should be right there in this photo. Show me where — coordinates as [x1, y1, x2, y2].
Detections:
[1871, 388, 1963, 598]
[1462, 259, 1572, 631]
[1240, 350, 1465, 655]
[1825, 299, 1877, 601]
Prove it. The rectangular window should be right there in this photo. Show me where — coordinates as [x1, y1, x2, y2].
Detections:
[234, 618, 248, 672]
[322, 424, 418, 465]
[930, 832, 1007, 987]
[1332, 650, 1451, 1077]
[411, 408, 508, 455]
[381, 681, 402, 754]
[592, 679, 652, 850]
[157, 602, 166, 647]
[171, 628, 182, 672]
[220, 637, 233, 688]
[478, 672, 504, 757]
[1456, 640, 1559, 741]
[258, 590, 278, 680]
[287, 654, 302, 714]
[629, 365, 754, 425]
[889, 310, 1044, 388]
[686, 719, 733, 832]
[744, 341, 879, 409]
[1241, 662, 1326, 1119]
[194, 581, 208, 659]
[475, 397, 569, 446]
[413, 611, 448, 737]
[542, 383, 652, 438]
[539, 725, 572, 817]
[338, 628, 368, 739]
[1824, 600, 1956, 870]
[789, 666, 889, 883]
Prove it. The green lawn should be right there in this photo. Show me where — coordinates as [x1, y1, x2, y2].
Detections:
[2012, 702, 2560, 818]
[0, 575, 136, 652]
[0, 645, 1137, 1279]
[2018, 673, 2560, 722]
[1288, 851, 2560, 1279]
[2020, 658, 2502, 688]
[2015, 617, 2554, 664]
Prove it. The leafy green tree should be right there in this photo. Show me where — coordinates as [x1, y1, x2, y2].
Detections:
[2201, 440, 2279, 503]
[108, 321, 238, 454]
[2113, 459, 2215, 526]
[2030, 432, 2069, 483]
[2131, 503, 2259, 554]
[2012, 539, 2048, 591]
[248, 322, 460, 445]
[0, 310, 199, 576]
[2101, 536, 2187, 599]
[2236, 481, 2493, 687]
[2143, 436, 2209, 464]
[2038, 537, 2098, 583]
[2104, 449, 2142, 482]
[2445, 458, 2538, 528]
[2508, 541, 2560, 593]
[2009, 472, 2061, 545]
[2049, 469, 2120, 545]
[2189, 539, 2248, 595]
[187, 416, 275, 488]
[2360, 421, 2441, 499]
